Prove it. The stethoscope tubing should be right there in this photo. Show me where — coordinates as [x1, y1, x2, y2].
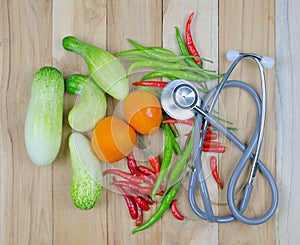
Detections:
[188, 80, 278, 224]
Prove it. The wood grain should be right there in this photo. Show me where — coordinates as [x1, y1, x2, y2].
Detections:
[105, 1, 163, 244]
[0, 0, 281, 244]
[1, 0, 53, 244]
[162, 1, 219, 244]
[52, 1, 108, 244]
[276, 0, 300, 244]
[218, 0, 276, 244]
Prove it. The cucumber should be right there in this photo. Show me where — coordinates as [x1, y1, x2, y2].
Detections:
[66, 74, 87, 95]
[25, 67, 64, 166]
[69, 133, 102, 210]
[68, 75, 107, 132]
[62, 36, 129, 100]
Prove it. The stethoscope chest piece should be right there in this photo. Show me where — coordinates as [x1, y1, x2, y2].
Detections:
[161, 79, 201, 120]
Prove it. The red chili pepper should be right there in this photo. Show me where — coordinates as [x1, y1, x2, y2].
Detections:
[137, 166, 156, 178]
[147, 155, 160, 174]
[138, 187, 164, 196]
[186, 12, 202, 65]
[202, 141, 222, 148]
[164, 119, 211, 131]
[185, 131, 217, 140]
[203, 146, 226, 153]
[210, 156, 223, 189]
[126, 189, 150, 211]
[163, 118, 195, 126]
[127, 152, 142, 176]
[113, 178, 138, 220]
[133, 81, 168, 88]
[203, 132, 217, 140]
[140, 173, 156, 187]
[138, 186, 153, 195]
[113, 180, 140, 191]
[136, 204, 143, 227]
[103, 169, 143, 184]
[137, 134, 160, 174]
[170, 199, 185, 220]
[140, 194, 154, 205]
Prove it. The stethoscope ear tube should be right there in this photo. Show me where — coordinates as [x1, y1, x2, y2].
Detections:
[188, 80, 278, 225]
[161, 52, 278, 225]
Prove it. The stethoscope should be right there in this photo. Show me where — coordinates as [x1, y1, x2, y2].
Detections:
[160, 50, 278, 225]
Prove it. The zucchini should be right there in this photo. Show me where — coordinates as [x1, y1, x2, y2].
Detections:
[24, 67, 64, 166]
[68, 75, 107, 132]
[62, 36, 129, 100]
[69, 132, 102, 210]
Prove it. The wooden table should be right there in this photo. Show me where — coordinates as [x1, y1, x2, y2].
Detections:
[1, 0, 297, 244]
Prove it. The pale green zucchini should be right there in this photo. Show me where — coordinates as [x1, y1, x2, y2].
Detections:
[68, 75, 107, 132]
[69, 132, 102, 210]
[62, 36, 129, 100]
[25, 67, 64, 166]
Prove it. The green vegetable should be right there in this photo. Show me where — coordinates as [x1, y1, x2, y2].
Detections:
[132, 175, 183, 234]
[167, 128, 194, 189]
[68, 75, 106, 132]
[66, 74, 87, 95]
[69, 133, 102, 210]
[175, 26, 200, 70]
[62, 36, 129, 100]
[151, 125, 173, 200]
[25, 67, 64, 166]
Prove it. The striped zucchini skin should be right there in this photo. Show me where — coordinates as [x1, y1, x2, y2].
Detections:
[25, 67, 64, 166]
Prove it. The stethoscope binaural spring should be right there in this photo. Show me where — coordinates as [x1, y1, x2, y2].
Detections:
[160, 50, 278, 225]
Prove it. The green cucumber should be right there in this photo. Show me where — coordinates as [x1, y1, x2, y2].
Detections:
[66, 74, 87, 95]
[62, 36, 129, 100]
[69, 133, 102, 210]
[68, 75, 107, 132]
[25, 66, 64, 166]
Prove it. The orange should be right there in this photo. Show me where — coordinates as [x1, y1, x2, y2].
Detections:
[91, 116, 136, 162]
[123, 90, 162, 135]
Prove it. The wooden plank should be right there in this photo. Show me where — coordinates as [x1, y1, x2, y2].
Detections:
[162, 1, 219, 244]
[0, 0, 53, 244]
[105, 1, 162, 244]
[276, 0, 300, 244]
[218, 0, 276, 244]
[52, 1, 108, 244]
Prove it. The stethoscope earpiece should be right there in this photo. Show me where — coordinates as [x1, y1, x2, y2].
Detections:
[261, 56, 275, 69]
[161, 51, 278, 225]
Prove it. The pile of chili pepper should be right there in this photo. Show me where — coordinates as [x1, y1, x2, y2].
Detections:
[116, 12, 221, 84]
[162, 118, 225, 189]
[107, 12, 234, 233]
[103, 129, 186, 230]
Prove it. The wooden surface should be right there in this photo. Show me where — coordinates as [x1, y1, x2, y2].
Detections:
[276, 0, 300, 244]
[0, 0, 293, 244]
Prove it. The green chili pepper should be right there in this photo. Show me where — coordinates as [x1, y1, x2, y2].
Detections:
[175, 26, 201, 70]
[132, 175, 183, 234]
[172, 139, 182, 155]
[167, 128, 194, 189]
[141, 69, 211, 82]
[126, 39, 188, 63]
[127, 59, 199, 75]
[151, 124, 173, 200]
[140, 70, 178, 81]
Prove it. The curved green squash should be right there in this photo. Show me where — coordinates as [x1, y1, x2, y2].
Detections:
[69, 133, 102, 210]
[62, 36, 129, 100]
